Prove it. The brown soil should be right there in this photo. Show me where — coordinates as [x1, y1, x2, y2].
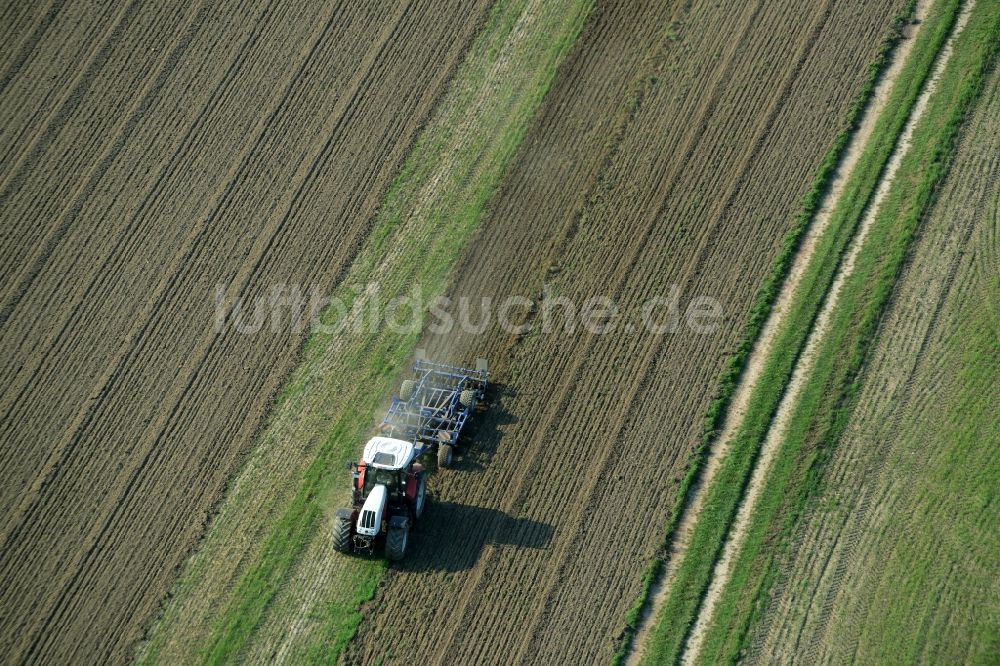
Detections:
[345, 0, 906, 663]
[0, 0, 493, 662]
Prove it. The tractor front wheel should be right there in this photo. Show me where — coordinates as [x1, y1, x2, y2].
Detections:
[438, 443, 454, 468]
[332, 509, 353, 554]
[385, 519, 410, 561]
[414, 472, 427, 519]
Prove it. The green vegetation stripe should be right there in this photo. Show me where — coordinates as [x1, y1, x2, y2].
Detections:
[135, 0, 597, 664]
[610, 1, 926, 662]
[627, 0, 976, 662]
[694, 1, 1000, 662]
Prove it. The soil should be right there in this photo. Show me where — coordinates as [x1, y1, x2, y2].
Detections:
[0, 0, 493, 662]
[344, 0, 905, 663]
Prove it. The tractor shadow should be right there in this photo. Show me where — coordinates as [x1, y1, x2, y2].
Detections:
[401, 500, 553, 573]
[449, 381, 518, 473]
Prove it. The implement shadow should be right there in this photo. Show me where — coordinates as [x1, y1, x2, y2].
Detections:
[399, 500, 552, 573]
[451, 381, 517, 472]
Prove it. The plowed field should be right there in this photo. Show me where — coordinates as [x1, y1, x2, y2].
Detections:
[0, 0, 492, 662]
[346, 0, 905, 663]
[2, 1, 936, 664]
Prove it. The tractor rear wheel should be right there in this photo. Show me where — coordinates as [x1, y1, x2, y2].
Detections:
[385, 519, 409, 561]
[459, 389, 476, 409]
[399, 379, 416, 402]
[438, 443, 453, 468]
[332, 510, 353, 554]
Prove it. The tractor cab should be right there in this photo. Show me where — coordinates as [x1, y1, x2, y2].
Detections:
[363, 436, 418, 469]
[354, 436, 421, 502]
[335, 437, 427, 560]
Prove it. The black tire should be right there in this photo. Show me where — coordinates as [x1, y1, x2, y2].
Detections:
[399, 379, 416, 402]
[385, 518, 409, 561]
[459, 389, 476, 409]
[332, 509, 353, 554]
[413, 472, 427, 519]
[437, 443, 453, 468]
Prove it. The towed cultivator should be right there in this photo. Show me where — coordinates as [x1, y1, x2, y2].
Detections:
[333, 350, 488, 560]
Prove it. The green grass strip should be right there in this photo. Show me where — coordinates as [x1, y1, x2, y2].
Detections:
[694, 1, 1000, 662]
[157, 1, 597, 664]
[611, 0, 925, 662]
[610, 3, 925, 658]
[630, 0, 973, 662]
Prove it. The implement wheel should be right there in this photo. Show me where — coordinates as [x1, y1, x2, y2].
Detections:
[399, 379, 416, 402]
[438, 443, 454, 468]
[459, 389, 476, 409]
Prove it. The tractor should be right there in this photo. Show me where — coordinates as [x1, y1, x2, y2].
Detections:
[332, 436, 426, 560]
[332, 350, 488, 560]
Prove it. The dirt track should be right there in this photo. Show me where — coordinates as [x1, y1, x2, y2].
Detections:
[746, 47, 1000, 666]
[346, 0, 905, 663]
[0, 0, 492, 662]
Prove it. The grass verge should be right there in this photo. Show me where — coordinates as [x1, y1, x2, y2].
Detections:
[693, 1, 1000, 662]
[622, 0, 976, 662]
[610, 1, 926, 663]
[137, 0, 594, 663]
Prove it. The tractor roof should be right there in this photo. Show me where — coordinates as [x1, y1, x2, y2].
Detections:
[362, 436, 417, 470]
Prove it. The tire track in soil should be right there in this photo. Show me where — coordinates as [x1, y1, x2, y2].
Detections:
[240, 3, 569, 660]
[0, 0, 110, 175]
[0, 0, 227, 411]
[505, 3, 882, 660]
[0, 0, 183, 308]
[796, 164, 983, 664]
[347, 0, 903, 663]
[827, 158, 997, 666]
[0, 0, 322, 650]
[0, 0, 494, 662]
[0, 0, 142, 208]
[344, 2, 672, 656]
[507, 2, 838, 661]
[0, 0, 217, 332]
[678, 2, 974, 662]
[423, 2, 770, 662]
[6, 1, 422, 656]
[131, 0, 492, 654]
[0, 0, 66, 97]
